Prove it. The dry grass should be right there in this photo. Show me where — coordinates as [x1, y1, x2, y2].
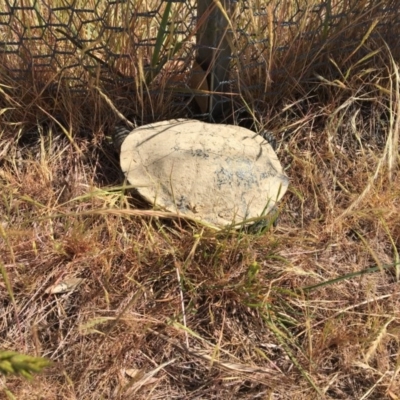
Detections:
[1, 0, 400, 399]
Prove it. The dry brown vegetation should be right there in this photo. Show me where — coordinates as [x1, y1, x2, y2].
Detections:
[1, 0, 400, 399]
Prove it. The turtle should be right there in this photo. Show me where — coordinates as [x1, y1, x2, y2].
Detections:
[113, 119, 289, 229]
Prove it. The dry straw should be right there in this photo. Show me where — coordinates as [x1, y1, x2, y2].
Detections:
[0, 0, 399, 399]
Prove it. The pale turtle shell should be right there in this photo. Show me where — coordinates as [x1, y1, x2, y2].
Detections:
[118, 119, 288, 228]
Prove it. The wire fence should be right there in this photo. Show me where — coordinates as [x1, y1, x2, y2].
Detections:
[1, 0, 399, 124]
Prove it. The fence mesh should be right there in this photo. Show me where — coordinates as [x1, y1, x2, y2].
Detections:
[1, 0, 400, 124]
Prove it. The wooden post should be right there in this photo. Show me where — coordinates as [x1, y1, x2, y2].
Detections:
[196, 0, 235, 121]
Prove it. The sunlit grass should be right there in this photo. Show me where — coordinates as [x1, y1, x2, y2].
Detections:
[1, 0, 400, 399]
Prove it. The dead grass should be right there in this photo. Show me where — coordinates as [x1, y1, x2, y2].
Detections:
[1, 0, 400, 399]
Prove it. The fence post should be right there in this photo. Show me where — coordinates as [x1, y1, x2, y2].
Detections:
[196, 0, 235, 121]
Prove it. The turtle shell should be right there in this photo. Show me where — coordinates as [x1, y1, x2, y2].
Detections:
[119, 119, 288, 228]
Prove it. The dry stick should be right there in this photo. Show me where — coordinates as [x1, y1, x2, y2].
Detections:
[95, 87, 136, 129]
[55, 29, 137, 129]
